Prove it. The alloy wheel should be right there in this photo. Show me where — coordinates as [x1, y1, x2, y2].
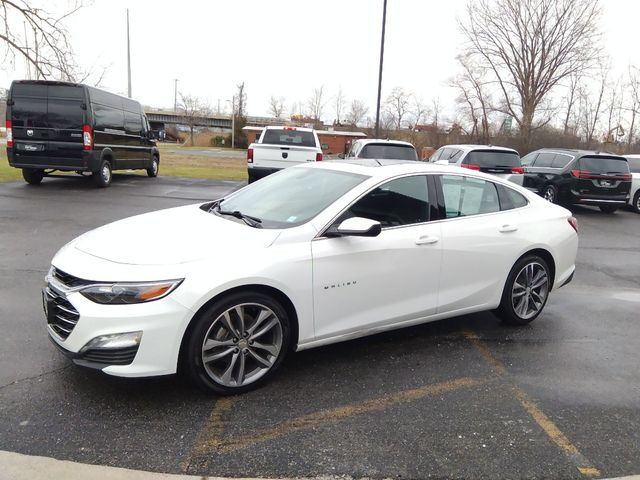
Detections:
[543, 187, 555, 203]
[511, 262, 549, 320]
[201, 303, 283, 387]
[102, 164, 111, 183]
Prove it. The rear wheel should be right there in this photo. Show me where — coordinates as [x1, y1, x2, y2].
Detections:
[496, 255, 551, 326]
[633, 191, 640, 214]
[542, 184, 558, 203]
[599, 205, 618, 214]
[93, 159, 112, 188]
[147, 156, 159, 177]
[22, 168, 44, 185]
[185, 291, 290, 394]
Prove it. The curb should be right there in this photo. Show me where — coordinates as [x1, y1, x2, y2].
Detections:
[1, 450, 639, 480]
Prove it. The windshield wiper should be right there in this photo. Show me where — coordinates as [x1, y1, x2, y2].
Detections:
[216, 206, 262, 228]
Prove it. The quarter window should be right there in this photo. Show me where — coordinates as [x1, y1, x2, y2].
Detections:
[551, 154, 572, 168]
[533, 153, 555, 167]
[496, 184, 529, 210]
[441, 175, 500, 218]
[344, 175, 430, 227]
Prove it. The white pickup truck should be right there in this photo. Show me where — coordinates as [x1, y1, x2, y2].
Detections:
[247, 126, 323, 183]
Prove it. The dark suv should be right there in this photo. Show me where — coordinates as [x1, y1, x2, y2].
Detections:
[521, 149, 631, 213]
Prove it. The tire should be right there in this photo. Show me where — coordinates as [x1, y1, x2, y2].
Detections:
[247, 170, 255, 184]
[185, 291, 291, 395]
[599, 205, 618, 214]
[542, 184, 558, 204]
[146, 156, 159, 177]
[22, 168, 44, 185]
[496, 255, 551, 326]
[633, 191, 640, 214]
[93, 159, 112, 188]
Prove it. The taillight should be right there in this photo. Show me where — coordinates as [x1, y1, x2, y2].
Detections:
[247, 147, 253, 163]
[5, 120, 12, 147]
[620, 173, 632, 181]
[511, 167, 525, 174]
[571, 169, 591, 179]
[316, 152, 323, 162]
[462, 164, 481, 171]
[82, 124, 93, 151]
[568, 216, 578, 233]
[283, 126, 297, 131]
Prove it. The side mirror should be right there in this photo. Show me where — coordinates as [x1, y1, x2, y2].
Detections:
[327, 217, 382, 237]
[337, 153, 345, 159]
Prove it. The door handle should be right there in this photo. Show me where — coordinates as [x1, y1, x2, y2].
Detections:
[499, 224, 518, 233]
[415, 235, 439, 245]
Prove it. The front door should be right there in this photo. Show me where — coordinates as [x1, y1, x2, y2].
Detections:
[311, 175, 442, 341]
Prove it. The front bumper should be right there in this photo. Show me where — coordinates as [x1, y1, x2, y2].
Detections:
[46, 285, 194, 377]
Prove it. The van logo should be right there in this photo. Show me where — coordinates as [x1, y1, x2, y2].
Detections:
[27, 129, 34, 137]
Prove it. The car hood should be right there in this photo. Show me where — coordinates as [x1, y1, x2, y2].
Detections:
[74, 204, 281, 265]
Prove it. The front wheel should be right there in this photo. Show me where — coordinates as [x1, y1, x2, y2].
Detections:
[496, 255, 551, 326]
[633, 191, 640, 214]
[147, 156, 159, 177]
[599, 205, 618, 214]
[185, 291, 290, 394]
[22, 168, 44, 185]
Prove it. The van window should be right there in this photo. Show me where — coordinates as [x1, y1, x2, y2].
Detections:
[533, 153, 554, 167]
[124, 112, 142, 136]
[89, 88, 122, 109]
[93, 104, 124, 131]
[47, 99, 84, 129]
[11, 97, 47, 128]
[11, 84, 85, 129]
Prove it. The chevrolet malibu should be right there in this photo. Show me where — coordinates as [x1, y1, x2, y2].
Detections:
[44, 160, 578, 394]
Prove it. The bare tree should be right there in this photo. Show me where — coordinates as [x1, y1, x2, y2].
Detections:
[178, 93, 210, 146]
[345, 99, 369, 127]
[0, 0, 94, 81]
[460, 0, 603, 148]
[333, 86, 347, 125]
[579, 61, 609, 148]
[307, 86, 325, 122]
[410, 96, 430, 129]
[268, 96, 286, 118]
[562, 73, 581, 135]
[627, 66, 640, 146]
[384, 87, 411, 130]
[451, 54, 492, 143]
[235, 82, 247, 118]
[431, 98, 441, 129]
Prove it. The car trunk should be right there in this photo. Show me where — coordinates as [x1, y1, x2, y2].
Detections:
[462, 149, 523, 175]
[571, 156, 631, 198]
[10, 83, 87, 167]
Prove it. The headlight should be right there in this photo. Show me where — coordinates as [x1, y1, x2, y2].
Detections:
[79, 279, 183, 305]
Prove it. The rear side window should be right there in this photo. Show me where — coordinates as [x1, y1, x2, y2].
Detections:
[124, 112, 142, 136]
[578, 156, 630, 174]
[533, 153, 554, 167]
[359, 144, 418, 160]
[626, 157, 640, 173]
[441, 175, 500, 218]
[551, 154, 573, 169]
[93, 104, 124, 131]
[497, 184, 529, 210]
[463, 150, 521, 168]
[262, 129, 316, 147]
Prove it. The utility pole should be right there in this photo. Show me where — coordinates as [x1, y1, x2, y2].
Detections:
[374, 0, 388, 138]
[174, 79, 179, 111]
[231, 95, 236, 149]
[126, 9, 132, 98]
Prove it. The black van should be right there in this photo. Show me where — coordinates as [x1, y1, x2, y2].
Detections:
[521, 148, 631, 213]
[5, 80, 159, 187]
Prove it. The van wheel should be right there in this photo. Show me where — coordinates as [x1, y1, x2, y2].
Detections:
[93, 159, 112, 188]
[496, 255, 551, 326]
[22, 168, 44, 185]
[599, 205, 618, 214]
[147, 156, 159, 177]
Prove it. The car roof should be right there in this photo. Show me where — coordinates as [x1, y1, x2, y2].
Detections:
[529, 148, 626, 159]
[440, 144, 519, 154]
[264, 125, 315, 132]
[355, 138, 416, 148]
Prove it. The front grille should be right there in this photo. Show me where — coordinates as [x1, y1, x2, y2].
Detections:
[52, 267, 92, 288]
[44, 286, 79, 340]
[80, 346, 139, 366]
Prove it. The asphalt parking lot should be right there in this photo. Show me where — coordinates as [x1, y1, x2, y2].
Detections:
[0, 173, 639, 479]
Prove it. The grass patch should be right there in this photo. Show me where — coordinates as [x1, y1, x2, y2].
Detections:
[0, 145, 247, 182]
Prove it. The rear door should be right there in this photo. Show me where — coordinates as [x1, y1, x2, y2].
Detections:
[572, 156, 631, 198]
[523, 152, 556, 193]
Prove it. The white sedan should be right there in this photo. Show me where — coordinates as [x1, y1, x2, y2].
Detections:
[44, 160, 578, 394]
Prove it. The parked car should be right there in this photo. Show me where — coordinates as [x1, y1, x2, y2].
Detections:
[429, 144, 524, 185]
[623, 154, 640, 213]
[521, 149, 632, 213]
[247, 126, 322, 183]
[340, 138, 418, 161]
[5, 80, 159, 187]
[44, 161, 578, 394]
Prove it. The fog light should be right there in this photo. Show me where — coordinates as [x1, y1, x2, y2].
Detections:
[80, 331, 142, 351]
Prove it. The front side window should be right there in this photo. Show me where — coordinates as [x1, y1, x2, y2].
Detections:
[218, 167, 368, 229]
[441, 175, 500, 218]
[342, 175, 430, 228]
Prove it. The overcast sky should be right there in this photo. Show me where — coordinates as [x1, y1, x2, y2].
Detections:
[2, 0, 640, 122]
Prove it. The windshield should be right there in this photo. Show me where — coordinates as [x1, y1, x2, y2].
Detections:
[218, 167, 368, 228]
[464, 150, 521, 167]
[359, 144, 418, 161]
[262, 129, 316, 147]
[579, 156, 629, 174]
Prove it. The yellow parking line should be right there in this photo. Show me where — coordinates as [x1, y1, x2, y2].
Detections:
[188, 376, 485, 462]
[463, 330, 601, 478]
